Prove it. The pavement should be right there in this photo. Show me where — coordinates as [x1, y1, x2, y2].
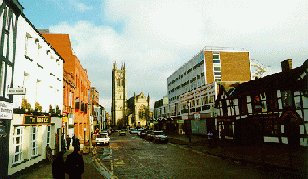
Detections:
[168, 134, 308, 177]
[11, 144, 103, 179]
[9, 133, 308, 178]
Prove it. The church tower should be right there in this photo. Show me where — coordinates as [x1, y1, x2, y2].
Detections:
[111, 62, 127, 128]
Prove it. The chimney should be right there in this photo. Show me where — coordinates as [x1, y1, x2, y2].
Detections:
[38, 29, 50, 34]
[281, 59, 292, 72]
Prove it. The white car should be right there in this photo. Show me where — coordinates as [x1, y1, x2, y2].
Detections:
[95, 133, 110, 145]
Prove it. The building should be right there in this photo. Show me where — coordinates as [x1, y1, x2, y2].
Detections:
[90, 87, 99, 131]
[42, 32, 91, 141]
[127, 92, 151, 128]
[0, 0, 23, 177]
[105, 111, 110, 128]
[166, 47, 250, 134]
[2, 2, 64, 176]
[111, 62, 127, 128]
[215, 59, 308, 147]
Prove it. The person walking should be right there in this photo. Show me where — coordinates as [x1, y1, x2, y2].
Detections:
[207, 131, 214, 148]
[52, 152, 65, 179]
[65, 147, 84, 179]
[66, 135, 71, 150]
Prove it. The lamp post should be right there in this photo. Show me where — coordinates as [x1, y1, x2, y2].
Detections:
[187, 101, 191, 143]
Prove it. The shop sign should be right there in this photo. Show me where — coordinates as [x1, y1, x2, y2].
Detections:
[177, 120, 184, 123]
[7, 88, 26, 95]
[0, 101, 13, 119]
[24, 115, 50, 125]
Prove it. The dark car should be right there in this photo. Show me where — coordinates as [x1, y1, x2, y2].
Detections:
[151, 131, 168, 143]
[145, 130, 154, 140]
[139, 130, 148, 138]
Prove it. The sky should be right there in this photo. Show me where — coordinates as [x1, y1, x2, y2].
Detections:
[19, 0, 308, 113]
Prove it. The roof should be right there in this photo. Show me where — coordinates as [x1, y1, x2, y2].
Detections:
[228, 60, 308, 99]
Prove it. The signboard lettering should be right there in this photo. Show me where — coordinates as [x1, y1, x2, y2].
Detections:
[7, 88, 26, 95]
[24, 115, 51, 125]
[0, 102, 13, 119]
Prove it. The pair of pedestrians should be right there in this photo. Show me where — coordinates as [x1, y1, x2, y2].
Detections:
[52, 147, 84, 179]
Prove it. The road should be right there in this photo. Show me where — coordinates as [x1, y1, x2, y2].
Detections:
[93, 131, 306, 179]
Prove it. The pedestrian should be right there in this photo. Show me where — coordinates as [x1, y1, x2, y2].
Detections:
[66, 135, 71, 150]
[65, 147, 84, 179]
[61, 135, 66, 153]
[207, 131, 213, 148]
[72, 135, 76, 148]
[52, 151, 65, 179]
[75, 137, 80, 151]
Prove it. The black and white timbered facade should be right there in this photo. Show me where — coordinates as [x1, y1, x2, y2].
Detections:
[215, 59, 308, 147]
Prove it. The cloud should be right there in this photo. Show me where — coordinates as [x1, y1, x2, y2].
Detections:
[50, 0, 308, 113]
[68, 0, 92, 12]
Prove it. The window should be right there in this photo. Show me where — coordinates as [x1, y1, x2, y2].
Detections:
[214, 67, 221, 71]
[238, 96, 248, 115]
[252, 94, 262, 113]
[266, 91, 278, 112]
[214, 72, 221, 76]
[13, 127, 24, 164]
[46, 125, 51, 146]
[264, 119, 279, 136]
[75, 98, 80, 109]
[31, 126, 38, 157]
[213, 53, 220, 59]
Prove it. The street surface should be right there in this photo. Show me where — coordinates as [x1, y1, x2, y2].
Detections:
[93, 131, 305, 179]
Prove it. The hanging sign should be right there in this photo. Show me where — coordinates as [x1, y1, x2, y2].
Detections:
[0, 102, 13, 119]
[23, 115, 51, 125]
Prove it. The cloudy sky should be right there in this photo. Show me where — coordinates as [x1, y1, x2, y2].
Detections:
[20, 0, 308, 112]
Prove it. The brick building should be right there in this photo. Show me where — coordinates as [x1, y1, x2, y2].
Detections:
[42, 32, 91, 141]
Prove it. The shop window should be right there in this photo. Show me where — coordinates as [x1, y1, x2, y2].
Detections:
[264, 119, 279, 136]
[31, 126, 38, 157]
[13, 127, 24, 164]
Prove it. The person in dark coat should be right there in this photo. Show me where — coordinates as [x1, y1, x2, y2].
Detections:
[52, 152, 65, 179]
[65, 147, 84, 179]
[72, 135, 76, 147]
[66, 135, 71, 150]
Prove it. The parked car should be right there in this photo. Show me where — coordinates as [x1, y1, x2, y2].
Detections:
[145, 130, 153, 140]
[137, 129, 144, 136]
[95, 133, 110, 145]
[152, 131, 168, 143]
[129, 129, 139, 134]
[139, 130, 147, 138]
[119, 129, 126, 136]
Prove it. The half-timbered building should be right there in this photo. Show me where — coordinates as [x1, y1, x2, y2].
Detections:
[215, 59, 308, 147]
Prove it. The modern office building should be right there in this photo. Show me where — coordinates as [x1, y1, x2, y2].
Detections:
[167, 47, 250, 118]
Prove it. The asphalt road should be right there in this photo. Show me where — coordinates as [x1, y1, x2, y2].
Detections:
[93, 131, 307, 179]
